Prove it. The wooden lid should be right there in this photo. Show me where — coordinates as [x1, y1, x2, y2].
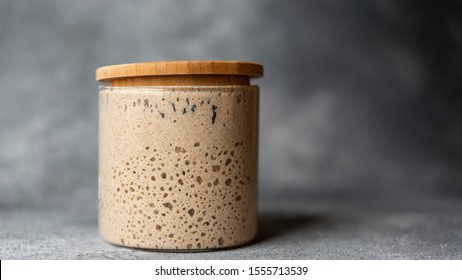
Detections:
[96, 60, 263, 83]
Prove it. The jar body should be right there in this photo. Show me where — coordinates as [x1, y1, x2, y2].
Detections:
[98, 85, 258, 250]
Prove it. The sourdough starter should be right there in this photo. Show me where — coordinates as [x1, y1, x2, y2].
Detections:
[98, 86, 258, 250]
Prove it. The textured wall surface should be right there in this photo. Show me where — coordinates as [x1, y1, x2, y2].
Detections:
[1, 0, 461, 211]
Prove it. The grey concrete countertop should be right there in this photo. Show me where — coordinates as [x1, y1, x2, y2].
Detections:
[1, 193, 461, 259]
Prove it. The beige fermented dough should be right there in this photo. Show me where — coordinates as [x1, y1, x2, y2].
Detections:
[98, 86, 258, 250]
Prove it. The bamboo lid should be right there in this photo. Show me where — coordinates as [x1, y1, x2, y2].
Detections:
[96, 60, 263, 86]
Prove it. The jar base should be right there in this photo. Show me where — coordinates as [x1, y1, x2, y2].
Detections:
[101, 232, 258, 253]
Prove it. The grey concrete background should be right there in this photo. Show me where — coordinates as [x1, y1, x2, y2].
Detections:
[1, 0, 462, 259]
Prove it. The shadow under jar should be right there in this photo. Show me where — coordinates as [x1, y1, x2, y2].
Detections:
[96, 61, 263, 251]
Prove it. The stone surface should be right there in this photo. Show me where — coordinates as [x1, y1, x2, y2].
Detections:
[2, 194, 461, 259]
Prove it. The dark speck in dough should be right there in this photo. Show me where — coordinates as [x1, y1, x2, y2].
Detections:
[211, 105, 218, 124]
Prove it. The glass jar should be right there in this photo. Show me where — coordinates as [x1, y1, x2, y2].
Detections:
[96, 61, 263, 250]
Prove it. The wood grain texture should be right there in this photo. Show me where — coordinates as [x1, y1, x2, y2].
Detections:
[96, 60, 263, 86]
